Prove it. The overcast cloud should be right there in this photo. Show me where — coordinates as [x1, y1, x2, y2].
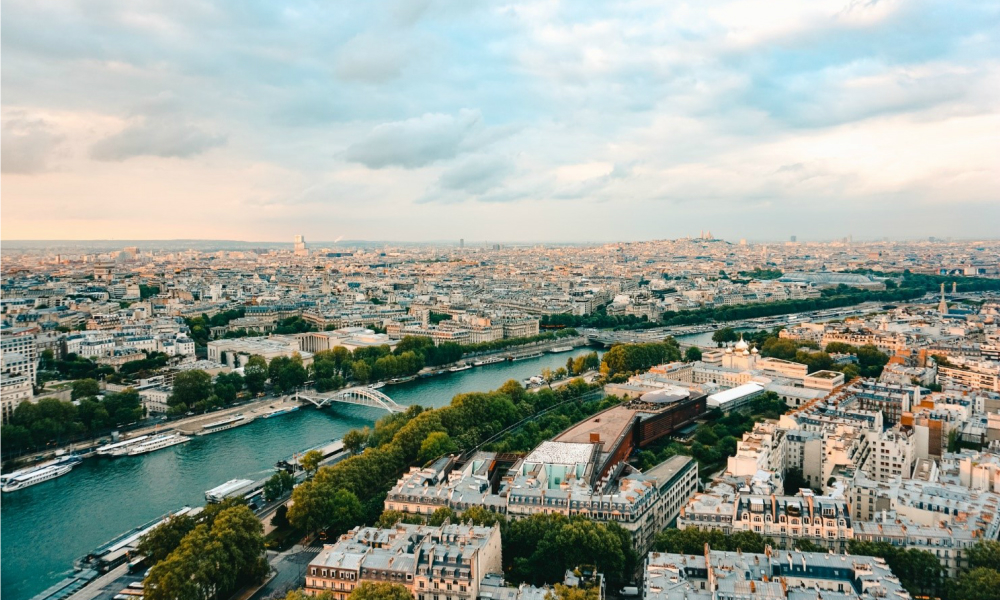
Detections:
[1, 0, 997, 241]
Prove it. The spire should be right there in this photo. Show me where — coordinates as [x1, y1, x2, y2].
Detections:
[938, 282, 948, 315]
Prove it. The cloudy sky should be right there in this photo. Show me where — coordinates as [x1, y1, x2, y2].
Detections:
[2, 0, 998, 242]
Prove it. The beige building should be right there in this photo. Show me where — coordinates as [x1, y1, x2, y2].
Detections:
[305, 523, 502, 600]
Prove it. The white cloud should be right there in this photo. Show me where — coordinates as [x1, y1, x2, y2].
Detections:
[90, 119, 226, 161]
[344, 109, 509, 169]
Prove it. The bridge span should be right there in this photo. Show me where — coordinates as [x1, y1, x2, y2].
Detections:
[295, 386, 408, 413]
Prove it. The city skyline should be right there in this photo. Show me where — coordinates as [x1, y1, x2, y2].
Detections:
[3, 0, 999, 241]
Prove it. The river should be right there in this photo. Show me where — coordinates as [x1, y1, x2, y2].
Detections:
[1, 348, 602, 600]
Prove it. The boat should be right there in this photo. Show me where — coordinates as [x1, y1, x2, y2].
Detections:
[1, 455, 82, 493]
[472, 356, 505, 367]
[261, 405, 300, 419]
[96, 435, 153, 457]
[276, 439, 347, 474]
[548, 346, 574, 353]
[126, 434, 189, 456]
[511, 352, 544, 361]
[448, 364, 472, 372]
[387, 375, 416, 384]
[205, 478, 256, 503]
[368, 381, 386, 390]
[198, 413, 254, 435]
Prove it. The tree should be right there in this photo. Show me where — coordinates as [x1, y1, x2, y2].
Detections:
[269, 355, 308, 394]
[270, 504, 290, 529]
[263, 470, 295, 502]
[712, 328, 739, 345]
[429, 507, 456, 526]
[418, 431, 457, 464]
[783, 468, 809, 495]
[793, 539, 827, 552]
[343, 428, 370, 455]
[169, 370, 212, 409]
[300, 449, 323, 476]
[376, 510, 407, 529]
[287, 484, 362, 535]
[138, 514, 197, 564]
[348, 582, 414, 600]
[547, 584, 599, 600]
[213, 372, 244, 404]
[244, 355, 268, 395]
[950, 567, 1000, 600]
[968, 540, 1000, 571]
[684, 346, 702, 362]
[71, 378, 101, 400]
[461, 506, 505, 527]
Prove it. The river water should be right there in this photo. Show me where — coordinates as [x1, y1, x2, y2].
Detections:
[1, 348, 602, 600]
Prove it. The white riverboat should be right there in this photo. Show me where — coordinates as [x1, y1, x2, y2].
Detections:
[261, 405, 300, 419]
[96, 435, 152, 457]
[448, 364, 472, 372]
[1, 455, 82, 492]
[126, 434, 189, 456]
[548, 345, 574, 353]
[472, 356, 506, 367]
[197, 413, 254, 436]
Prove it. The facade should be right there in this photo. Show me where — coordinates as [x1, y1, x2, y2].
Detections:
[305, 523, 502, 600]
[385, 448, 699, 553]
[1, 371, 34, 423]
[644, 549, 911, 600]
[1, 327, 38, 384]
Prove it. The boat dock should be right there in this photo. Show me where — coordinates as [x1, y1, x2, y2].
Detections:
[174, 398, 299, 435]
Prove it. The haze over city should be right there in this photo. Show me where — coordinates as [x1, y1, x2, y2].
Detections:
[3, 0, 999, 242]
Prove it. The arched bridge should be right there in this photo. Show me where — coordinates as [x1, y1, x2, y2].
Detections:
[295, 386, 407, 413]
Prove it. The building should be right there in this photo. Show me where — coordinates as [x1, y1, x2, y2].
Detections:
[1, 327, 38, 384]
[385, 448, 699, 553]
[707, 383, 764, 412]
[1, 371, 34, 423]
[679, 491, 854, 552]
[305, 523, 502, 600]
[643, 548, 911, 600]
[206, 337, 313, 368]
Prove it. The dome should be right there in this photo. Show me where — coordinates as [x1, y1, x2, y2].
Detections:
[734, 336, 749, 351]
[751, 347, 759, 354]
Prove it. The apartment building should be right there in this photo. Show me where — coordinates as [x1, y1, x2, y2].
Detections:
[305, 523, 502, 600]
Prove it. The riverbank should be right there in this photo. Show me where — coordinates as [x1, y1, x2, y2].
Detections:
[1, 347, 604, 600]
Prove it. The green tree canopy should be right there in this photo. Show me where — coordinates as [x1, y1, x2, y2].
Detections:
[169, 370, 213, 409]
[71, 378, 101, 400]
[348, 582, 414, 600]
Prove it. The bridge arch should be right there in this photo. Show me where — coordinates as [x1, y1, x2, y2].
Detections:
[295, 386, 407, 413]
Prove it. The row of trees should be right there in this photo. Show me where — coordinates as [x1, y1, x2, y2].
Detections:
[376, 506, 636, 589]
[600, 340, 682, 378]
[184, 309, 247, 346]
[566, 351, 601, 376]
[460, 328, 579, 354]
[2, 387, 146, 454]
[37, 350, 115, 385]
[139, 501, 268, 600]
[541, 310, 655, 331]
[167, 370, 248, 414]
[285, 378, 599, 539]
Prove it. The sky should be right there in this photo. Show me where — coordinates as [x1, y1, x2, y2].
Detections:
[2, 0, 999, 243]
